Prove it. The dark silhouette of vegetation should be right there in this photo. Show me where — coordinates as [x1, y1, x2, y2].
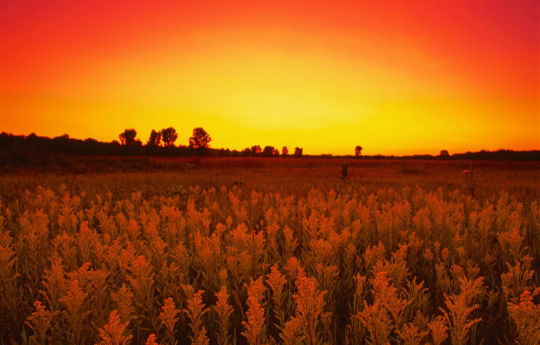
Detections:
[147, 129, 162, 148]
[250, 145, 262, 156]
[189, 127, 212, 149]
[262, 146, 273, 156]
[160, 127, 178, 147]
[1, 130, 538, 174]
[119, 129, 140, 146]
[451, 149, 540, 160]
[355, 145, 363, 157]
[440, 149, 450, 158]
[339, 163, 349, 180]
[281, 146, 288, 157]
[262, 146, 279, 157]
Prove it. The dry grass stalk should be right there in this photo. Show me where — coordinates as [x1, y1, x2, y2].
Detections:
[159, 297, 180, 345]
[96, 310, 133, 345]
[214, 286, 233, 345]
[440, 277, 484, 345]
[396, 323, 428, 345]
[25, 301, 54, 345]
[60, 279, 88, 344]
[427, 316, 448, 345]
[242, 277, 268, 345]
[507, 289, 540, 345]
[145, 333, 160, 345]
[266, 264, 287, 333]
[292, 272, 326, 345]
[185, 290, 210, 345]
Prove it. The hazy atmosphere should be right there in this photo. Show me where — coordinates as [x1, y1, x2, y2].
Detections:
[0, 2, 539, 345]
[1, 0, 538, 154]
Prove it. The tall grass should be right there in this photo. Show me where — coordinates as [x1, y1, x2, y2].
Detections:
[0, 165, 538, 345]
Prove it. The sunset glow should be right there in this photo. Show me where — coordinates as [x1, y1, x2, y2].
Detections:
[1, 0, 538, 155]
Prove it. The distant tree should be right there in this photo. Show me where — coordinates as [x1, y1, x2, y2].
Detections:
[440, 149, 450, 158]
[355, 145, 363, 157]
[241, 147, 252, 156]
[262, 146, 276, 157]
[273, 148, 280, 156]
[119, 129, 138, 146]
[189, 127, 212, 149]
[281, 146, 288, 157]
[160, 127, 178, 147]
[294, 147, 303, 157]
[251, 145, 262, 156]
[147, 129, 162, 147]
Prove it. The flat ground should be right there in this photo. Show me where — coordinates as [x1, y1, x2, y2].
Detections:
[2, 157, 539, 198]
[0, 157, 538, 345]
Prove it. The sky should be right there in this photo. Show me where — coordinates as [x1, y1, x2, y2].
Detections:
[1, 0, 538, 155]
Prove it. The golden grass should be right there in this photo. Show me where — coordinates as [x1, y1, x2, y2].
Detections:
[0, 160, 538, 345]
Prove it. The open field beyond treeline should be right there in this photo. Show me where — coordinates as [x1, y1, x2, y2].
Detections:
[0, 158, 538, 345]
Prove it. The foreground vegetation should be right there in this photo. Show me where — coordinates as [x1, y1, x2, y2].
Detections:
[0, 160, 538, 345]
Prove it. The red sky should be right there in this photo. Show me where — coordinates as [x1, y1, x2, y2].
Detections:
[1, 0, 538, 155]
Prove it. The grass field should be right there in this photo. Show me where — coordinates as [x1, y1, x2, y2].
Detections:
[0, 158, 538, 345]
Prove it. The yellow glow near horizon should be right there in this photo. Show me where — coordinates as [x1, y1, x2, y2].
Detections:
[1, 1, 538, 155]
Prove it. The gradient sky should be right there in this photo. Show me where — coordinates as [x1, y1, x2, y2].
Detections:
[1, 0, 538, 155]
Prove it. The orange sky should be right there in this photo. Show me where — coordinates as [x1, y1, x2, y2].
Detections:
[1, 0, 538, 155]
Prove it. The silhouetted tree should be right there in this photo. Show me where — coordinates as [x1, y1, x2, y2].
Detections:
[2, 131, 539, 165]
[440, 149, 450, 158]
[251, 145, 262, 156]
[160, 127, 178, 147]
[355, 145, 363, 157]
[147, 129, 162, 147]
[294, 147, 303, 157]
[119, 129, 138, 146]
[262, 146, 278, 157]
[281, 146, 288, 157]
[189, 127, 212, 149]
[241, 148, 251, 156]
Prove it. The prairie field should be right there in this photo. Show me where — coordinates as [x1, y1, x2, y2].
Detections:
[0, 158, 539, 345]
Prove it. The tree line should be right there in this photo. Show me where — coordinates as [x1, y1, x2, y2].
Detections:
[118, 127, 212, 151]
[1, 129, 538, 160]
[0, 127, 306, 158]
[117, 127, 305, 157]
